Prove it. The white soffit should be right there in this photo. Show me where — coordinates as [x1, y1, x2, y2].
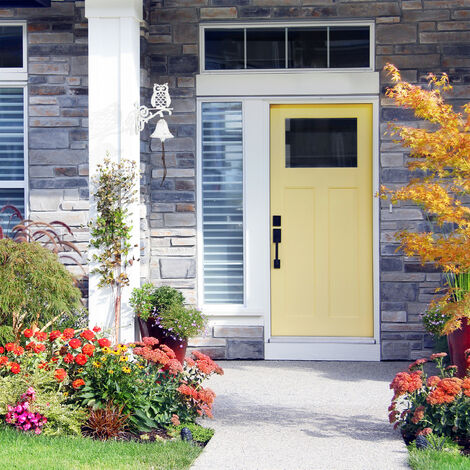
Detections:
[196, 71, 380, 97]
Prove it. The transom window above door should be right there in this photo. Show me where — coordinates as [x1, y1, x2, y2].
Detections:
[201, 23, 373, 72]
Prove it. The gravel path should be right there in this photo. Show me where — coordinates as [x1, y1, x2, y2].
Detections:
[191, 361, 409, 470]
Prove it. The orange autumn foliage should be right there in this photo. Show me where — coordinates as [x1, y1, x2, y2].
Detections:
[381, 64, 470, 333]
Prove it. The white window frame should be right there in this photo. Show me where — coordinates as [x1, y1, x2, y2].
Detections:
[200, 20, 375, 74]
[0, 21, 28, 219]
[197, 99, 248, 310]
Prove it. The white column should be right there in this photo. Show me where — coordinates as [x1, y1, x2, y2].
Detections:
[86, 0, 142, 342]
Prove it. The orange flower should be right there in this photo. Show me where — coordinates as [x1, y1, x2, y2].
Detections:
[75, 353, 87, 366]
[54, 368, 67, 382]
[462, 378, 470, 397]
[34, 331, 47, 341]
[411, 406, 425, 424]
[82, 344, 95, 357]
[0, 356, 8, 366]
[171, 414, 180, 426]
[409, 358, 427, 371]
[62, 328, 75, 339]
[72, 379, 85, 389]
[80, 330, 95, 341]
[427, 376, 441, 388]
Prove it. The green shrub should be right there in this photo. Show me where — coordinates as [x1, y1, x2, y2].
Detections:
[0, 239, 84, 336]
[0, 369, 86, 436]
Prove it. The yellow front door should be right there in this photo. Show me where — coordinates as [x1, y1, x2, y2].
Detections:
[270, 104, 373, 337]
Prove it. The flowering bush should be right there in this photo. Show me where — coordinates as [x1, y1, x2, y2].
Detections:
[5, 387, 47, 434]
[0, 327, 223, 437]
[389, 352, 470, 443]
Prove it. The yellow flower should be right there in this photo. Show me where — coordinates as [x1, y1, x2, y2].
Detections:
[137, 365, 144, 369]
[119, 356, 128, 362]
[63, 392, 68, 397]
[77, 368, 84, 373]
[109, 369, 114, 375]
[92, 361, 101, 368]
[102, 347, 111, 354]
[101, 355, 107, 362]
[122, 367, 131, 374]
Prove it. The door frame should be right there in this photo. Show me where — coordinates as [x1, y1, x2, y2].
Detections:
[196, 72, 381, 360]
[265, 98, 380, 360]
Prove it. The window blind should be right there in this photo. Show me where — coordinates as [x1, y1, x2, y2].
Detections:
[0, 88, 24, 181]
[0, 188, 24, 234]
[201, 102, 244, 304]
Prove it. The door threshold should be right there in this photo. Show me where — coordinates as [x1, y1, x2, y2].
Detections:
[265, 341, 381, 361]
[269, 336, 376, 344]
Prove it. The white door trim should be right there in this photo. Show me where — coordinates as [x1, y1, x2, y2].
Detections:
[196, 81, 380, 360]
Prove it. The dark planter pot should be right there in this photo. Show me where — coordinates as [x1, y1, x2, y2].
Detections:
[447, 319, 470, 378]
[137, 317, 188, 363]
[401, 429, 415, 446]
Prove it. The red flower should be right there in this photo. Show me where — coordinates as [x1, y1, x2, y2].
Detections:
[12, 345, 24, 356]
[34, 331, 48, 341]
[38, 362, 48, 370]
[430, 352, 447, 360]
[49, 330, 61, 342]
[33, 343, 46, 354]
[92, 326, 101, 333]
[63, 353, 74, 364]
[54, 368, 67, 382]
[72, 379, 85, 389]
[5, 343, 15, 352]
[143, 337, 159, 347]
[0, 347, 4, 354]
[25, 342, 36, 350]
[62, 328, 75, 339]
[23, 329, 34, 338]
[51, 357, 59, 363]
[427, 376, 441, 388]
[0, 356, 8, 366]
[82, 344, 95, 357]
[69, 338, 82, 349]
[98, 338, 111, 348]
[75, 353, 87, 366]
[10, 363, 20, 374]
[80, 330, 95, 341]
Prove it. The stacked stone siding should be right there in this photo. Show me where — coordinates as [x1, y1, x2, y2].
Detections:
[145, 0, 470, 359]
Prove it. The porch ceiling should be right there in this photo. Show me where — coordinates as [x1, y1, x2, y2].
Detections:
[0, 0, 50, 6]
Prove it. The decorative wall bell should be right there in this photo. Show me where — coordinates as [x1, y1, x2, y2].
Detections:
[137, 83, 174, 185]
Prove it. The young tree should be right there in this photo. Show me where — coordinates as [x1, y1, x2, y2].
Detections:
[89, 158, 137, 343]
[381, 64, 470, 334]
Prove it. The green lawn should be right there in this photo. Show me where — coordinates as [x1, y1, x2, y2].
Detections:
[0, 426, 202, 470]
[409, 447, 470, 470]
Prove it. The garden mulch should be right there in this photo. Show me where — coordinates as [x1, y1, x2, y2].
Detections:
[190, 361, 410, 470]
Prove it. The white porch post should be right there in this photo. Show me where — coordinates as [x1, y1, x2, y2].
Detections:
[85, 0, 142, 342]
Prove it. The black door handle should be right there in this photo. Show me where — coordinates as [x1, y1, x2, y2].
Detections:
[273, 215, 281, 269]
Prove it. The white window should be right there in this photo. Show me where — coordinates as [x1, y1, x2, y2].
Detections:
[0, 23, 27, 231]
[201, 22, 373, 72]
[200, 102, 244, 304]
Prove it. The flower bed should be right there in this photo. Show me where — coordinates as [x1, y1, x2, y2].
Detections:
[0, 326, 223, 440]
[389, 352, 470, 452]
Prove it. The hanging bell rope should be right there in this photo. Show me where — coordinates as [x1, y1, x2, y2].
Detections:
[150, 118, 174, 185]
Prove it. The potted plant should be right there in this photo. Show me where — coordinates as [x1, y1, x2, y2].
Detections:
[130, 284, 206, 362]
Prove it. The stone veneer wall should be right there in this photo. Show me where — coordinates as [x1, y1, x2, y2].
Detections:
[145, 0, 470, 360]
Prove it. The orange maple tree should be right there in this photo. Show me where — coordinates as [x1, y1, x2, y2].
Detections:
[381, 64, 470, 333]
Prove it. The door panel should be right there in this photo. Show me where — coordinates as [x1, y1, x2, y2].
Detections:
[270, 103, 373, 337]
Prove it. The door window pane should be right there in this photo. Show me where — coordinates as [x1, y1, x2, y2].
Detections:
[0, 188, 24, 234]
[285, 118, 357, 168]
[205, 29, 244, 70]
[201, 102, 244, 304]
[0, 26, 23, 69]
[288, 28, 327, 68]
[329, 27, 370, 68]
[246, 29, 285, 69]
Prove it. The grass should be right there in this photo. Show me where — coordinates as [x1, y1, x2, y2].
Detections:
[408, 447, 470, 470]
[0, 426, 202, 470]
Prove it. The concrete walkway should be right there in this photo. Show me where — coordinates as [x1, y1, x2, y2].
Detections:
[191, 361, 410, 470]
